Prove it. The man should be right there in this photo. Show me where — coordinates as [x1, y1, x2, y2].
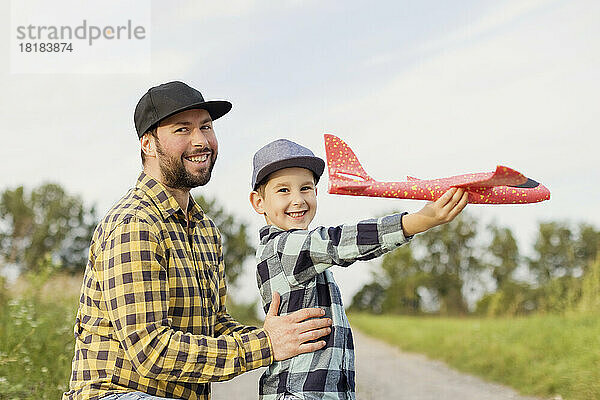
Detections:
[63, 81, 332, 400]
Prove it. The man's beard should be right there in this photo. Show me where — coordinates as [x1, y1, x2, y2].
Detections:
[156, 140, 217, 189]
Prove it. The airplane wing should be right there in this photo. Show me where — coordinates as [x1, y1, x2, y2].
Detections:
[405, 166, 527, 188]
[451, 165, 528, 188]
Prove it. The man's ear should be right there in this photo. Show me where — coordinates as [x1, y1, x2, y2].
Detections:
[140, 133, 157, 159]
[249, 191, 265, 215]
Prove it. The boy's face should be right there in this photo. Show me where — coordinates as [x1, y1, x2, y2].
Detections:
[250, 167, 317, 230]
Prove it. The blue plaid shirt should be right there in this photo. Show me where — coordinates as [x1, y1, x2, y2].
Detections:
[255, 213, 411, 399]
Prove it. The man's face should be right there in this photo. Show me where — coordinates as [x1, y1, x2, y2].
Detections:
[256, 167, 317, 231]
[153, 108, 218, 189]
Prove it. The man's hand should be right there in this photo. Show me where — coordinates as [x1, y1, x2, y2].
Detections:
[402, 187, 468, 236]
[263, 292, 332, 361]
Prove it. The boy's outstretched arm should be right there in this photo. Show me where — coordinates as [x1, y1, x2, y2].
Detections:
[402, 187, 468, 236]
[263, 292, 332, 361]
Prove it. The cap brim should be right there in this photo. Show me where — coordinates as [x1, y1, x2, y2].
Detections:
[139, 100, 232, 136]
[254, 156, 325, 189]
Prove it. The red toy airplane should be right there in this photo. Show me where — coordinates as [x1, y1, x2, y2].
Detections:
[324, 134, 550, 204]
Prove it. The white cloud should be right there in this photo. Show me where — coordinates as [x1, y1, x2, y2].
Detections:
[419, 0, 556, 53]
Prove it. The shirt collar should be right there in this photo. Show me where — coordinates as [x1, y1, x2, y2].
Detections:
[258, 225, 290, 244]
[136, 172, 204, 222]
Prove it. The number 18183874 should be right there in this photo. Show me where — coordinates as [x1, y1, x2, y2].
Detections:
[19, 42, 73, 52]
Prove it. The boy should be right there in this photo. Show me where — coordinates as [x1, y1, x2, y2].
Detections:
[249, 139, 468, 399]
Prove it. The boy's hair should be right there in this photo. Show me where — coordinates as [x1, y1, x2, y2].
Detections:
[254, 169, 320, 198]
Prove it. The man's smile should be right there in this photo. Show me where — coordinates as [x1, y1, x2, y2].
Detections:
[184, 151, 211, 165]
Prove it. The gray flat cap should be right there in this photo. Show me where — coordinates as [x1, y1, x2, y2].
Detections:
[252, 139, 325, 189]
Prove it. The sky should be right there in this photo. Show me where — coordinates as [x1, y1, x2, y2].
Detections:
[2, 0, 599, 305]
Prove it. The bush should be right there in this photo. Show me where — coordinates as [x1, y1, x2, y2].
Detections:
[579, 256, 600, 313]
[0, 295, 76, 399]
[476, 281, 537, 317]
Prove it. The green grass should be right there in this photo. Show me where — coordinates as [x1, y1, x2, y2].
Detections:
[7, 273, 597, 400]
[0, 294, 77, 399]
[349, 312, 600, 400]
[0, 274, 264, 400]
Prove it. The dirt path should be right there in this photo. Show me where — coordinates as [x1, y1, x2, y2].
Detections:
[212, 330, 542, 399]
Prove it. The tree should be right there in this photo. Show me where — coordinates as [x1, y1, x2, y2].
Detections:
[475, 280, 538, 317]
[352, 212, 482, 316]
[475, 222, 531, 316]
[528, 222, 599, 284]
[379, 245, 424, 314]
[350, 245, 424, 314]
[525, 222, 599, 313]
[0, 183, 97, 274]
[487, 223, 520, 289]
[349, 281, 386, 314]
[575, 225, 600, 313]
[353, 215, 599, 316]
[528, 222, 576, 284]
[574, 224, 600, 274]
[194, 195, 254, 287]
[578, 255, 600, 313]
[415, 213, 482, 315]
[0, 186, 34, 266]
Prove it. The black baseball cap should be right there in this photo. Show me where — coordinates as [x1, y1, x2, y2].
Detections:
[134, 81, 232, 138]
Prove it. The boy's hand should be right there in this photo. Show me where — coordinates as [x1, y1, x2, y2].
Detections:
[402, 187, 468, 236]
[263, 292, 332, 361]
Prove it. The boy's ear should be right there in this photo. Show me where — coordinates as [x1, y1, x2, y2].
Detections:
[249, 191, 265, 215]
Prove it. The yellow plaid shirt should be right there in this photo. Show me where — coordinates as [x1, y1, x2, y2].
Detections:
[63, 172, 273, 400]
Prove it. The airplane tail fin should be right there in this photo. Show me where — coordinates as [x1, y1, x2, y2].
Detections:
[324, 134, 373, 193]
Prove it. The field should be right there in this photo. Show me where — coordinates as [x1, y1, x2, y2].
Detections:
[349, 312, 600, 400]
[0, 274, 79, 399]
[0, 274, 261, 400]
[2, 274, 599, 400]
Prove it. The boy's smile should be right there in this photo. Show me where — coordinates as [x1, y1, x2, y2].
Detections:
[251, 167, 317, 231]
